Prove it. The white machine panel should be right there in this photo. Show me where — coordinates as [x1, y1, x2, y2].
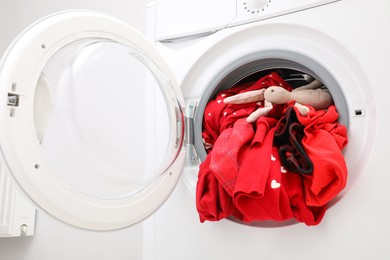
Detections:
[149, 0, 340, 41]
[148, 0, 237, 41]
[0, 167, 35, 237]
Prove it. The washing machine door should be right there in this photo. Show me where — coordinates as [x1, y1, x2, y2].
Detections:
[0, 11, 186, 231]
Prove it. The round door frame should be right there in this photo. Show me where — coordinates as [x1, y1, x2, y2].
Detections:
[0, 11, 185, 230]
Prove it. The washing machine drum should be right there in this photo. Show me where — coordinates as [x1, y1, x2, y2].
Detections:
[0, 11, 186, 230]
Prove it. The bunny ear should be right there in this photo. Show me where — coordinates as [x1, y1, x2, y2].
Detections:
[223, 89, 265, 104]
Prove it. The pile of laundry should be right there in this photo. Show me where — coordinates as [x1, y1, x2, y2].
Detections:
[196, 72, 348, 226]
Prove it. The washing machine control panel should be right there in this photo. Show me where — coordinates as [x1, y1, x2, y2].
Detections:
[231, 0, 340, 27]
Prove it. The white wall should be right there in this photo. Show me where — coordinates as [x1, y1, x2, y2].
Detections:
[0, 0, 151, 55]
[0, 1, 152, 259]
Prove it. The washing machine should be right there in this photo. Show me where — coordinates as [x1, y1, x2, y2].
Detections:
[0, 0, 389, 259]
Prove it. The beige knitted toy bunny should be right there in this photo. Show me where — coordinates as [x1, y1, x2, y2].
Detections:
[223, 80, 333, 122]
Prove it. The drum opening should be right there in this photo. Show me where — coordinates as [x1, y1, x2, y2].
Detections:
[194, 58, 348, 162]
[191, 58, 350, 226]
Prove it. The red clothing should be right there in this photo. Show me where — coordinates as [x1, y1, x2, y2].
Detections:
[281, 165, 326, 225]
[197, 72, 295, 223]
[295, 105, 348, 207]
[197, 116, 325, 225]
[196, 155, 244, 222]
[274, 106, 314, 175]
[196, 72, 346, 226]
[233, 118, 293, 222]
[202, 82, 255, 150]
[202, 72, 291, 151]
[209, 118, 254, 195]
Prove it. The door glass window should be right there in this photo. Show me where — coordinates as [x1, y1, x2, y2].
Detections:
[35, 39, 173, 200]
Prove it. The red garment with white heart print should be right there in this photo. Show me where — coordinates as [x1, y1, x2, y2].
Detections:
[232, 118, 293, 222]
[197, 117, 294, 223]
[196, 72, 342, 225]
[198, 116, 325, 225]
[197, 73, 295, 223]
